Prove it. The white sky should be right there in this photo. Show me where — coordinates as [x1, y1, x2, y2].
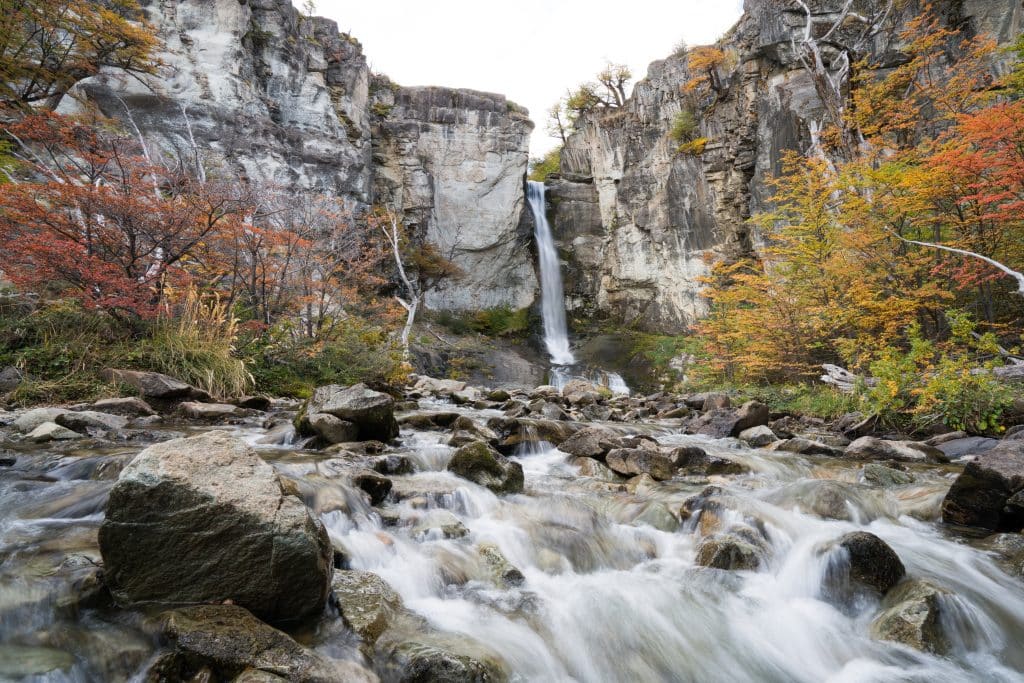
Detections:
[309, 1, 744, 157]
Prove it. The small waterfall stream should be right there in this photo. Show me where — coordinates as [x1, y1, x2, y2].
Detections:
[527, 180, 576, 367]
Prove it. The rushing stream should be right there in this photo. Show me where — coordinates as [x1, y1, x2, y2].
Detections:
[1, 402, 1022, 682]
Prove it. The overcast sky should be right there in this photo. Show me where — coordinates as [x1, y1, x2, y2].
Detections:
[309, 1, 744, 157]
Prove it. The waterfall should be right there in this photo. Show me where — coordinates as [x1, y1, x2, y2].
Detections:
[527, 181, 576, 366]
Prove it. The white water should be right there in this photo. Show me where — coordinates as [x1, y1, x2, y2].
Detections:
[527, 181, 576, 366]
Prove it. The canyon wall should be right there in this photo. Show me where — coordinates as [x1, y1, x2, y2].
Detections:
[61, 0, 537, 313]
[548, 0, 1023, 333]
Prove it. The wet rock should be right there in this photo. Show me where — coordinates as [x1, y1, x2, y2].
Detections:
[101, 368, 208, 401]
[412, 509, 469, 539]
[486, 389, 511, 402]
[845, 437, 948, 464]
[99, 432, 332, 625]
[670, 446, 745, 475]
[27, 421, 83, 442]
[633, 502, 680, 532]
[605, 448, 675, 481]
[154, 605, 377, 682]
[451, 387, 483, 405]
[487, 417, 579, 452]
[558, 426, 620, 460]
[13, 407, 70, 433]
[701, 393, 731, 410]
[56, 410, 129, 434]
[982, 533, 1024, 577]
[302, 383, 399, 442]
[90, 396, 156, 417]
[398, 412, 460, 430]
[862, 463, 915, 487]
[695, 534, 762, 571]
[372, 455, 415, 476]
[413, 376, 466, 396]
[331, 570, 402, 645]
[738, 425, 777, 447]
[353, 471, 393, 505]
[308, 413, 360, 445]
[179, 401, 244, 420]
[935, 436, 1000, 459]
[0, 645, 75, 679]
[870, 579, 952, 654]
[829, 532, 905, 596]
[942, 440, 1024, 530]
[571, 457, 618, 480]
[381, 641, 502, 683]
[447, 441, 524, 494]
[477, 543, 525, 588]
[770, 437, 844, 457]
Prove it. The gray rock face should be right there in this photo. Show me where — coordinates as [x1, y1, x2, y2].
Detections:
[548, 0, 1022, 332]
[372, 83, 538, 312]
[153, 605, 377, 682]
[99, 432, 332, 625]
[59, 0, 538, 318]
[303, 383, 398, 442]
[870, 579, 952, 654]
[942, 440, 1024, 530]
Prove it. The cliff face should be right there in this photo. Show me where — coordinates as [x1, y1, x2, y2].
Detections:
[549, 0, 1023, 334]
[62, 0, 536, 313]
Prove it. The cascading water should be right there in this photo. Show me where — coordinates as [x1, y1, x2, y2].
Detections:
[527, 180, 576, 367]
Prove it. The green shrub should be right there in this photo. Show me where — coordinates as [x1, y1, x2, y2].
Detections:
[529, 146, 562, 182]
[669, 109, 699, 143]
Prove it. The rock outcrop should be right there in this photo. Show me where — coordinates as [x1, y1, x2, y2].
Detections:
[62, 0, 538, 316]
[99, 432, 333, 625]
[548, 0, 1023, 332]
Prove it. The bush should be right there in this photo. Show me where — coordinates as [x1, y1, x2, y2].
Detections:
[669, 109, 698, 143]
[676, 137, 708, 156]
[529, 146, 561, 182]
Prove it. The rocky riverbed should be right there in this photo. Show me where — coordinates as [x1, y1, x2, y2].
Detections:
[1, 371, 1023, 682]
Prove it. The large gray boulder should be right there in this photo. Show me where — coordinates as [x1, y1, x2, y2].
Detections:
[101, 368, 208, 401]
[13, 407, 70, 433]
[151, 605, 377, 682]
[302, 384, 398, 442]
[56, 410, 128, 433]
[558, 426, 620, 460]
[331, 571, 403, 646]
[99, 432, 332, 625]
[845, 437, 948, 464]
[605, 448, 675, 481]
[447, 441, 524, 494]
[825, 532, 905, 598]
[941, 440, 1024, 530]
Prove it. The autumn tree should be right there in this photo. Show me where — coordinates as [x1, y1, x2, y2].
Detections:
[0, 112, 247, 321]
[0, 0, 158, 111]
[546, 62, 634, 140]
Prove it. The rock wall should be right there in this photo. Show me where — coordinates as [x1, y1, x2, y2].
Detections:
[549, 0, 1022, 333]
[62, 0, 536, 313]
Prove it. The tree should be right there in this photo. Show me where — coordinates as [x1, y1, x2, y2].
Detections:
[0, 112, 246, 321]
[0, 0, 158, 111]
[547, 62, 634, 138]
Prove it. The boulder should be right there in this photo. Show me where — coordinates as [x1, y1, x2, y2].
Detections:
[862, 463, 915, 487]
[738, 425, 778, 448]
[353, 471, 392, 505]
[0, 366, 24, 393]
[827, 532, 905, 597]
[235, 395, 272, 411]
[397, 412, 460, 430]
[101, 368, 207, 401]
[303, 384, 398, 442]
[692, 409, 741, 439]
[870, 579, 952, 654]
[27, 421, 83, 442]
[934, 436, 999, 459]
[153, 605, 376, 682]
[477, 543, 525, 588]
[487, 417, 579, 452]
[701, 393, 731, 410]
[558, 426, 620, 460]
[446, 441, 524, 494]
[412, 509, 469, 539]
[413, 376, 466, 396]
[308, 413, 359, 445]
[941, 440, 1024, 530]
[572, 457, 618, 481]
[13, 407, 70, 433]
[845, 437, 948, 464]
[55, 410, 129, 433]
[733, 401, 770, 433]
[90, 397, 156, 417]
[331, 570, 402, 645]
[605, 448, 675, 481]
[982, 533, 1024, 577]
[179, 401, 244, 420]
[770, 437, 844, 457]
[99, 432, 332, 625]
[451, 387, 483, 405]
[695, 534, 763, 571]
[670, 446, 745, 475]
